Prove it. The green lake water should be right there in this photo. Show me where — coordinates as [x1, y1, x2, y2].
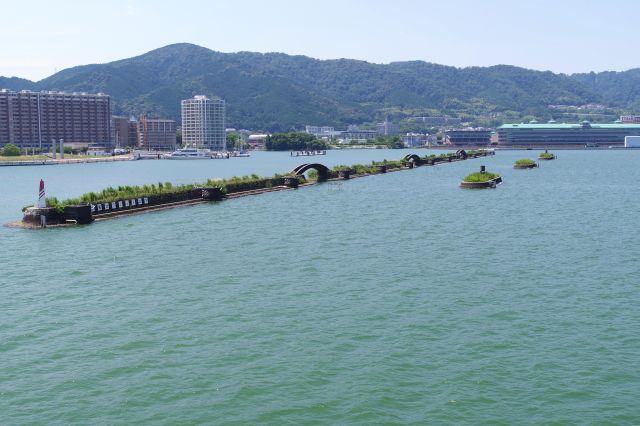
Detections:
[1, 150, 639, 424]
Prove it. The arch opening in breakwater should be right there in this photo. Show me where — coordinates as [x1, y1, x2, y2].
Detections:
[290, 163, 330, 181]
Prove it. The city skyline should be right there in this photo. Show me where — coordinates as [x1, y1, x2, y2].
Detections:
[2, 0, 640, 81]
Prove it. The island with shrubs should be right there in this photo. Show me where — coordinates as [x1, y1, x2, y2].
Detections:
[460, 166, 502, 189]
[538, 150, 556, 160]
[513, 158, 539, 169]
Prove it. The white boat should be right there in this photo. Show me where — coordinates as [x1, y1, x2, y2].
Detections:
[233, 150, 251, 157]
[165, 148, 211, 160]
[211, 152, 230, 159]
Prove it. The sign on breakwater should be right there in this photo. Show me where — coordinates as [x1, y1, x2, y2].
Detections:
[13, 150, 495, 228]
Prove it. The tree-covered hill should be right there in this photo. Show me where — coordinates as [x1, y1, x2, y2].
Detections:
[1, 43, 639, 130]
[571, 69, 640, 110]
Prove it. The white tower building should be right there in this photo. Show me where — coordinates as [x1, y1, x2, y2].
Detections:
[181, 95, 226, 150]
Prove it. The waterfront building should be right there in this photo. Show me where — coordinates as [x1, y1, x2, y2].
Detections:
[237, 129, 252, 142]
[377, 120, 399, 136]
[138, 115, 177, 151]
[497, 121, 640, 147]
[403, 133, 427, 147]
[305, 125, 341, 139]
[625, 136, 640, 148]
[0, 89, 111, 149]
[112, 116, 139, 147]
[620, 115, 640, 124]
[181, 95, 226, 150]
[247, 134, 269, 149]
[445, 128, 491, 146]
[340, 128, 378, 142]
[305, 125, 333, 134]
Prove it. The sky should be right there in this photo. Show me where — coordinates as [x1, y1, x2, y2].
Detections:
[2, 0, 639, 81]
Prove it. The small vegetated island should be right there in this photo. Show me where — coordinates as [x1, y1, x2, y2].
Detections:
[513, 158, 539, 169]
[538, 151, 556, 160]
[460, 168, 502, 189]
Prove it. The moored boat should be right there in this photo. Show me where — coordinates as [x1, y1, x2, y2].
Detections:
[165, 148, 211, 159]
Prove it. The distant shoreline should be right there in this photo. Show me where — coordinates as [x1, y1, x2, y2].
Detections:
[0, 155, 134, 167]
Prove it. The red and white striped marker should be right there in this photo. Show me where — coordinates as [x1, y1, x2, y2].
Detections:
[37, 179, 46, 208]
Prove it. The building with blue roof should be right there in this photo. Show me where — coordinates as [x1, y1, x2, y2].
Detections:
[497, 121, 640, 147]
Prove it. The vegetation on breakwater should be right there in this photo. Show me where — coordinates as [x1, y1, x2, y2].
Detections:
[300, 150, 490, 180]
[331, 160, 403, 175]
[462, 171, 501, 183]
[35, 151, 476, 212]
[37, 174, 307, 213]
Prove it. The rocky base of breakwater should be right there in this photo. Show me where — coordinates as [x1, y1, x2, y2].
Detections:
[513, 163, 539, 169]
[460, 177, 503, 189]
[15, 187, 226, 228]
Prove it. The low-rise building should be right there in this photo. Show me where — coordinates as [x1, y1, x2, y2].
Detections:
[138, 115, 176, 151]
[305, 125, 342, 139]
[620, 115, 640, 124]
[403, 133, 427, 147]
[497, 121, 640, 147]
[377, 120, 398, 136]
[112, 116, 139, 147]
[625, 136, 640, 148]
[247, 134, 269, 149]
[340, 129, 378, 142]
[445, 128, 491, 146]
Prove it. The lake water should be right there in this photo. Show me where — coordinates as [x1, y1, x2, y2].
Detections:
[1, 149, 639, 424]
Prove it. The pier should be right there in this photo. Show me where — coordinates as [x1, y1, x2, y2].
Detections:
[290, 150, 327, 157]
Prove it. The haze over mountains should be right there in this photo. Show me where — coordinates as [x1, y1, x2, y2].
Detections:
[1, 43, 638, 131]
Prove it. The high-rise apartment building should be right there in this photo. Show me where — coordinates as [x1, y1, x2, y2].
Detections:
[138, 115, 177, 150]
[0, 89, 111, 149]
[181, 95, 226, 150]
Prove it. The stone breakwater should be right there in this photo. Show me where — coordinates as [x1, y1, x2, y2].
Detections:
[0, 155, 134, 167]
[12, 150, 494, 228]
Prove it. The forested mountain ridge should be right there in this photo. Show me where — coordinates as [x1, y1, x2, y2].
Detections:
[1, 43, 637, 130]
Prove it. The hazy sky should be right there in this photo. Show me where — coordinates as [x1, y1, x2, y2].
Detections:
[2, 0, 639, 81]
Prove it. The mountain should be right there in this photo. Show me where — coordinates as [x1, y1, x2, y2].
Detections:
[0, 76, 35, 91]
[571, 69, 640, 110]
[0, 43, 637, 130]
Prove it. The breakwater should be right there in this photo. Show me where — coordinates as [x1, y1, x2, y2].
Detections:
[15, 149, 494, 228]
[0, 155, 134, 167]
